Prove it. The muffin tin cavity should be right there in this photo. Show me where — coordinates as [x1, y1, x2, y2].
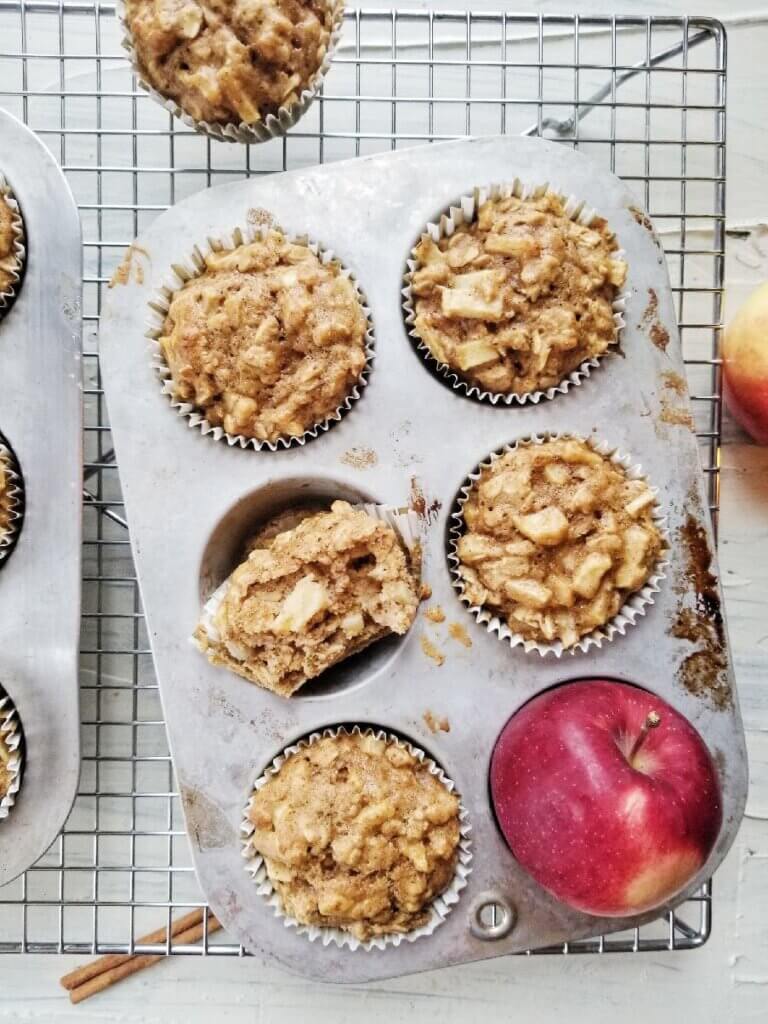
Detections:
[447, 432, 669, 657]
[147, 224, 374, 452]
[402, 179, 628, 407]
[197, 477, 419, 700]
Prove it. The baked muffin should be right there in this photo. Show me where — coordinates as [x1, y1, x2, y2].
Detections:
[246, 731, 461, 940]
[123, 0, 341, 127]
[0, 731, 14, 803]
[0, 184, 22, 300]
[410, 192, 626, 396]
[456, 438, 663, 648]
[195, 501, 419, 695]
[0, 448, 17, 547]
[159, 230, 368, 442]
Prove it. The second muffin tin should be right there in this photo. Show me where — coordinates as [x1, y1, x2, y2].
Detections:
[99, 135, 747, 982]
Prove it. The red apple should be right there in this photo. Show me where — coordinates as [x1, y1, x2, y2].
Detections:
[490, 679, 722, 917]
[723, 281, 768, 443]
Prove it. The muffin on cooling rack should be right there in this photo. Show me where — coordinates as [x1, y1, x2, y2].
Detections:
[455, 437, 664, 649]
[244, 730, 462, 940]
[409, 190, 626, 398]
[122, 0, 343, 140]
[157, 229, 369, 444]
[194, 501, 419, 696]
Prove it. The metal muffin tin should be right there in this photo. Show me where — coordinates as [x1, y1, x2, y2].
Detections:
[99, 135, 747, 983]
[0, 107, 82, 884]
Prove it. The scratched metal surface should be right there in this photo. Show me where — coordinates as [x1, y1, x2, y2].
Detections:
[0, 107, 83, 885]
[98, 134, 746, 983]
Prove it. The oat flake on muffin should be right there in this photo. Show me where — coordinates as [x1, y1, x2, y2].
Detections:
[246, 731, 461, 940]
[410, 191, 627, 396]
[195, 501, 419, 696]
[158, 230, 368, 442]
[124, 0, 340, 126]
[456, 438, 663, 648]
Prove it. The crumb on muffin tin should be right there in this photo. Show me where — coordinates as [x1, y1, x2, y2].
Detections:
[245, 730, 461, 940]
[409, 191, 626, 397]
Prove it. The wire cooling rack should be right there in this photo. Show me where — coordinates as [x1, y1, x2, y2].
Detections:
[0, 3, 725, 958]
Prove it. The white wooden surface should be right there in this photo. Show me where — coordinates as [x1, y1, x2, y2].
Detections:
[1, 0, 768, 1019]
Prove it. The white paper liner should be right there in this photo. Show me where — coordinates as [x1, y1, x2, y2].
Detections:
[240, 724, 472, 951]
[147, 224, 374, 452]
[0, 439, 24, 567]
[402, 179, 629, 406]
[448, 433, 669, 657]
[196, 503, 420, 650]
[0, 173, 26, 316]
[0, 690, 24, 819]
[118, 0, 344, 144]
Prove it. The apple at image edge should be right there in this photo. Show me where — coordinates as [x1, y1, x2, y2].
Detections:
[490, 679, 723, 918]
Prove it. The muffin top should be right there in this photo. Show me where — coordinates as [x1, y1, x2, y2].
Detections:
[0, 451, 14, 542]
[124, 0, 339, 125]
[457, 438, 663, 647]
[247, 732, 461, 940]
[195, 501, 419, 696]
[159, 230, 368, 442]
[0, 191, 20, 296]
[410, 192, 627, 396]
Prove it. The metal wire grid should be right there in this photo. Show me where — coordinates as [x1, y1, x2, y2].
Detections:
[0, 3, 724, 958]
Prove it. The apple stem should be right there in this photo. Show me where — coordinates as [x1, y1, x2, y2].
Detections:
[629, 711, 661, 762]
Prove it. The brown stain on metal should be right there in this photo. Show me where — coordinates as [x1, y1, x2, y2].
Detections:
[108, 243, 150, 288]
[629, 205, 654, 233]
[340, 446, 378, 470]
[423, 710, 450, 734]
[640, 288, 658, 327]
[181, 785, 237, 851]
[650, 322, 670, 352]
[448, 622, 472, 649]
[659, 401, 694, 430]
[409, 477, 442, 523]
[661, 370, 686, 396]
[670, 513, 731, 710]
[420, 634, 445, 667]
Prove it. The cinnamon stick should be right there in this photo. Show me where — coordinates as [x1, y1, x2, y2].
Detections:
[60, 910, 220, 1004]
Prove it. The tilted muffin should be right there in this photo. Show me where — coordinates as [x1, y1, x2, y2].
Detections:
[456, 438, 664, 648]
[123, 0, 341, 130]
[195, 501, 419, 695]
[246, 731, 462, 940]
[409, 192, 626, 396]
[0, 182, 23, 304]
[158, 230, 368, 442]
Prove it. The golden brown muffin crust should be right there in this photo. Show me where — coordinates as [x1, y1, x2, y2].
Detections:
[195, 501, 419, 695]
[0, 193, 20, 296]
[159, 231, 368, 442]
[410, 192, 627, 395]
[124, 0, 339, 124]
[457, 438, 663, 647]
[247, 732, 461, 939]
